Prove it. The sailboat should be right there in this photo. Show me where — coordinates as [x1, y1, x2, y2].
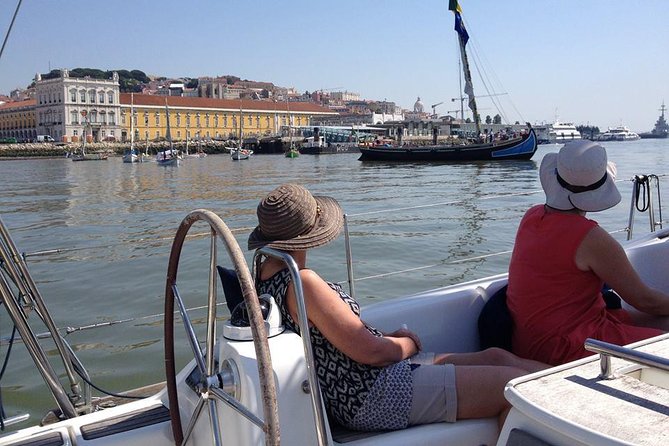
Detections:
[122, 93, 139, 163]
[183, 135, 208, 158]
[155, 98, 180, 166]
[358, 2, 537, 162]
[285, 99, 299, 158]
[231, 102, 252, 160]
[71, 111, 108, 161]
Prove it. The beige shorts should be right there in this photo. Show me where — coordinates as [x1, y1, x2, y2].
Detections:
[408, 363, 457, 425]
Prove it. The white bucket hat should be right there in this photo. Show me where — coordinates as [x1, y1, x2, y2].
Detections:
[539, 140, 621, 212]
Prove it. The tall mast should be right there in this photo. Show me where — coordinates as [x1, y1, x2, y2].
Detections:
[239, 100, 243, 143]
[449, 1, 480, 134]
[130, 93, 134, 150]
[164, 98, 173, 150]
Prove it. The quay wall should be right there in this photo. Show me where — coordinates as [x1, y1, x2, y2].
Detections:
[0, 141, 235, 159]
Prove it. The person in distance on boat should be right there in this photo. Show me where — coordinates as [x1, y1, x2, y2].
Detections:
[249, 183, 547, 432]
[507, 140, 669, 366]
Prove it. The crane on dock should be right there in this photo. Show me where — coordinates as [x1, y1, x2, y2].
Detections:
[431, 102, 444, 118]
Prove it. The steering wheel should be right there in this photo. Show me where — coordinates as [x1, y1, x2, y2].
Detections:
[163, 209, 280, 445]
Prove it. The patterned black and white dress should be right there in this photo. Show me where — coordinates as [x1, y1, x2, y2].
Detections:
[257, 268, 413, 431]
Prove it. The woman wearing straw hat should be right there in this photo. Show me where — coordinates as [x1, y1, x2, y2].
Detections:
[249, 184, 547, 432]
[507, 140, 669, 366]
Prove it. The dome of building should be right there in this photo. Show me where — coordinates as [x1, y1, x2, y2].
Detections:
[414, 96, 424, 113]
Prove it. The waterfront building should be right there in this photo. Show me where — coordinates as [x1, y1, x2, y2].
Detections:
[33, 69, 123, 142]
[119, 94, 336, 142]
[0, 98, 36, 142]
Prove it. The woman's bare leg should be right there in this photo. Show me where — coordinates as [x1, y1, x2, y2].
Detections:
[455, 365, 525, 428]
[434, 347, 549, 373]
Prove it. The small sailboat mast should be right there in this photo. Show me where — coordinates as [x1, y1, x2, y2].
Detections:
[449, 0, 480, 135]
[239, 100, 243, 146]
[130, 93, 135, 152]
[81, 111, 87, 156]
[165, 98, 173, 151]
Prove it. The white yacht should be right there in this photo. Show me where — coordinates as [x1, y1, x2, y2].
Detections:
[596, 126, 640, 141]
[547, 121, 582, 144]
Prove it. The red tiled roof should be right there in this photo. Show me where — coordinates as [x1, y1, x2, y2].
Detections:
[119, 93, 336, 114]
[0, 99, 36, 110]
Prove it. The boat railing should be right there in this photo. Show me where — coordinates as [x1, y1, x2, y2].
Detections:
[253, 247, 329, 446]
[584, 338, 669, 380]
[0, 215, 90, 422]
[626, 174, 662, 240]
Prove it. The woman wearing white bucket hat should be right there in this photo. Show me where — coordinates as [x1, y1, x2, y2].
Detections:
[507, 140, 669, 366]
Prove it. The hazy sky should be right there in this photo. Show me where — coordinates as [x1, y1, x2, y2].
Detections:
[1, 0, 667, 132]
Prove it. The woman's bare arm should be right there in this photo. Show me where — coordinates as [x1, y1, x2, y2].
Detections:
[576, 226, 669, 315]
[286, 269, 419, 366]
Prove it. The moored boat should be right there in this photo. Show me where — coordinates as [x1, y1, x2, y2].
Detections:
[284, 146, 299, 158]
[230, 147, 252, 160]
[359, 128, 537, 162]
[596, 126, 640, 142]
[156, 99, 181, 166]
[359, 2, 537, 162]
[122, 93, 141, 163]
[547, 121, 582, 144]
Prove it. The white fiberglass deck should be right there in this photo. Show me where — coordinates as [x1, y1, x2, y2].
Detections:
[500, 334, 669, 446]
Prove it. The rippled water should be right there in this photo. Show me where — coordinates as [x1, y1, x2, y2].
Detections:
[0, 139, 667, 428]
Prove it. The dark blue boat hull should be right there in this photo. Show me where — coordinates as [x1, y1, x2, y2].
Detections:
[358, 129, 538, 162]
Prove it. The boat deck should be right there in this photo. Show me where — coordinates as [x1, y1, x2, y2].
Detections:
[503, 334, 669, 446]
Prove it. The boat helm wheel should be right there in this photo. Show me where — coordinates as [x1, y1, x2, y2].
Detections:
[164, 209, 279, 445]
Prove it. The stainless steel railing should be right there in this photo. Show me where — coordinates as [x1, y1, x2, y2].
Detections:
[584, 338, 669, 380]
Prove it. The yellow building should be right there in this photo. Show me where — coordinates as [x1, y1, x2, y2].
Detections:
[0, 99, 37, 142]
[120, 94, 337, 142]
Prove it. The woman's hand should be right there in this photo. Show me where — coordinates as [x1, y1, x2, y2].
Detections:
[386, 327, 422, 352]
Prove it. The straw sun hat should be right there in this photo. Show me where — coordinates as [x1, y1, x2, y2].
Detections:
[540, 140, 621, 212]
[247, 184, 344, 251]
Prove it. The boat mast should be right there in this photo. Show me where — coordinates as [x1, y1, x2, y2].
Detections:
[130, 93, 134, 151]
[239, 100, 243, 146]
[164, 98, 173, 151]
[81, 110, 87, 155]
[449, 1, 480, 135]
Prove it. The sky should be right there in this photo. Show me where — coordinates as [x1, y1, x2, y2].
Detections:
[1, 0, 667, 132]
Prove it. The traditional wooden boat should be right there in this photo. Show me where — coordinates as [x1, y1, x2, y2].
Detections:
[358, 128, 537, 162]
[0, 170, 667, 446]
[359, 2, 537, 163]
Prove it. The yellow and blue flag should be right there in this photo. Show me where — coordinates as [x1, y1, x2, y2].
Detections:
[449, 0, 469, 45]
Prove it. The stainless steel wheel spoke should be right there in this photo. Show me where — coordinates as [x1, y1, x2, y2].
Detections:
[173, 284, 206, 374]
[207, 398, 223, 446]
[206, 230, 217, 376]
[181, 396, 206, 446]
[210, 387, 266, 429]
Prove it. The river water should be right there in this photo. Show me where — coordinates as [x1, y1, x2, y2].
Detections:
[0, 139, 667, 429]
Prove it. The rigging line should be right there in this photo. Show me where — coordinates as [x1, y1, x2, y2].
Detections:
[347, 189, 543, 218]
[22, 226, 256, 258]
[0, 0, 21, 63]
[0, 302, 230, 345]
[335, 249, 513, 284]
[465, 23, 518, 124]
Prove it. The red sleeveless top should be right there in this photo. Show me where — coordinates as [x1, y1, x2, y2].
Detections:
[507, 205, 662, 365]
